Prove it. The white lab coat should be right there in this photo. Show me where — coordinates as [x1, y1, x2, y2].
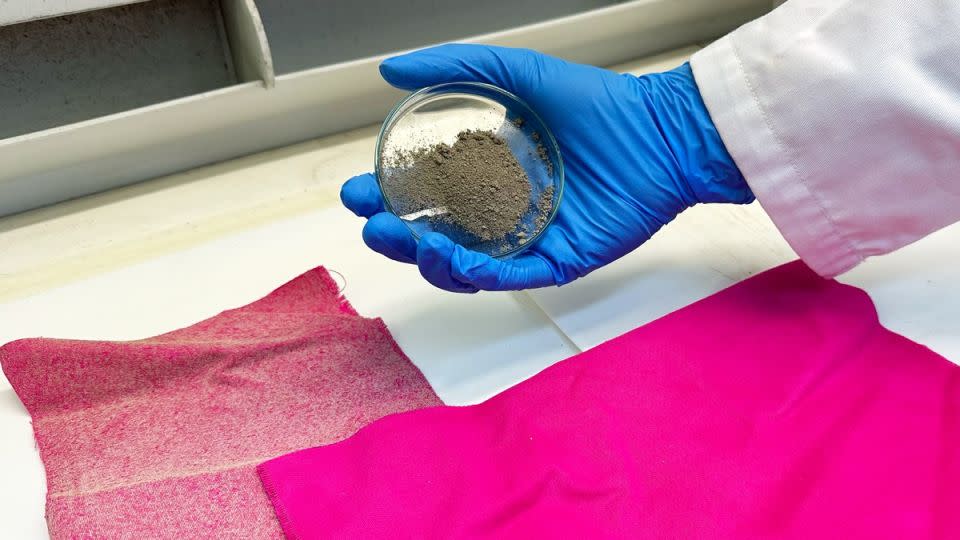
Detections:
[691, 0, 960, 276]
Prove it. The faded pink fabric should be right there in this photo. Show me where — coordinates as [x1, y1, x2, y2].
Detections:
[259, 261, 960, 539]
[0, 267, 440, 539]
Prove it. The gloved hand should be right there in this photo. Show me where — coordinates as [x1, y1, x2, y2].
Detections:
[341, 44, 753, 293]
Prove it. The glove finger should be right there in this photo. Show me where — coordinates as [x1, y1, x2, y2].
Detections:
[380, 43, 561, 108]
[341, 173, 385, 218]
[416, 233, 479, 294]
[362, 212, 417, 264]
[450, 245, 557, 291]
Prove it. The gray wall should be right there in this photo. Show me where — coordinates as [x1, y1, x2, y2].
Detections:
[0, 0, 235, 139]
[258, 0, 623, 74]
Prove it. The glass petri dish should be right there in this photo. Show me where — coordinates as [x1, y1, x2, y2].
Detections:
[375, 82, 564, 259]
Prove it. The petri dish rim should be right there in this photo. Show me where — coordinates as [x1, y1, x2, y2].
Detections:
[374, 81, 564, 259]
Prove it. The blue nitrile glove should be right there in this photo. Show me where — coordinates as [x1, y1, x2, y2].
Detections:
[341, 44, 753, 293]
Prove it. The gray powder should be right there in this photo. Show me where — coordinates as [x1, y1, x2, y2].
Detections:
[382, 130, 533, 242]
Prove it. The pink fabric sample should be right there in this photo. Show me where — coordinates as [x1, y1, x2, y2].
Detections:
[259, 261, 960, 539]
[0, 267, 441, 539]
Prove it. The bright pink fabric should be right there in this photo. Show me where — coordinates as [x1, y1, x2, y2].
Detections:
[258, 261, 960, 539]
[0, 267, 440, 539]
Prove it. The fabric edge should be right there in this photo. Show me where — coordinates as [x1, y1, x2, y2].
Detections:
[690, 39, 861, 277]
[256, 462, 300, 540]
[0, 341, 47, 419]
[314, 266, 359, 317]
[585, 261, 859, 353]
[372, 317, 444, 404]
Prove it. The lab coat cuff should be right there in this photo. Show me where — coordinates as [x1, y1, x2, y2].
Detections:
[690, 38, 862, 277]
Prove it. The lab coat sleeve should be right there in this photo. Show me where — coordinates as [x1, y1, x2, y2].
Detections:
[690, 0, 960, 276]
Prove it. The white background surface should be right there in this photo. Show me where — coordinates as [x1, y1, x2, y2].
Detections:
[1, 47, 958, 538]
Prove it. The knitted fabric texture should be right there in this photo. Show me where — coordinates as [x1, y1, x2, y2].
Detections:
[258, 261, 960, 538]
[0, 267, 441, 539]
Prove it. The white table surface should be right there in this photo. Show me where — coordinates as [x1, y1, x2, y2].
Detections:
[1, 46, 958, 538]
